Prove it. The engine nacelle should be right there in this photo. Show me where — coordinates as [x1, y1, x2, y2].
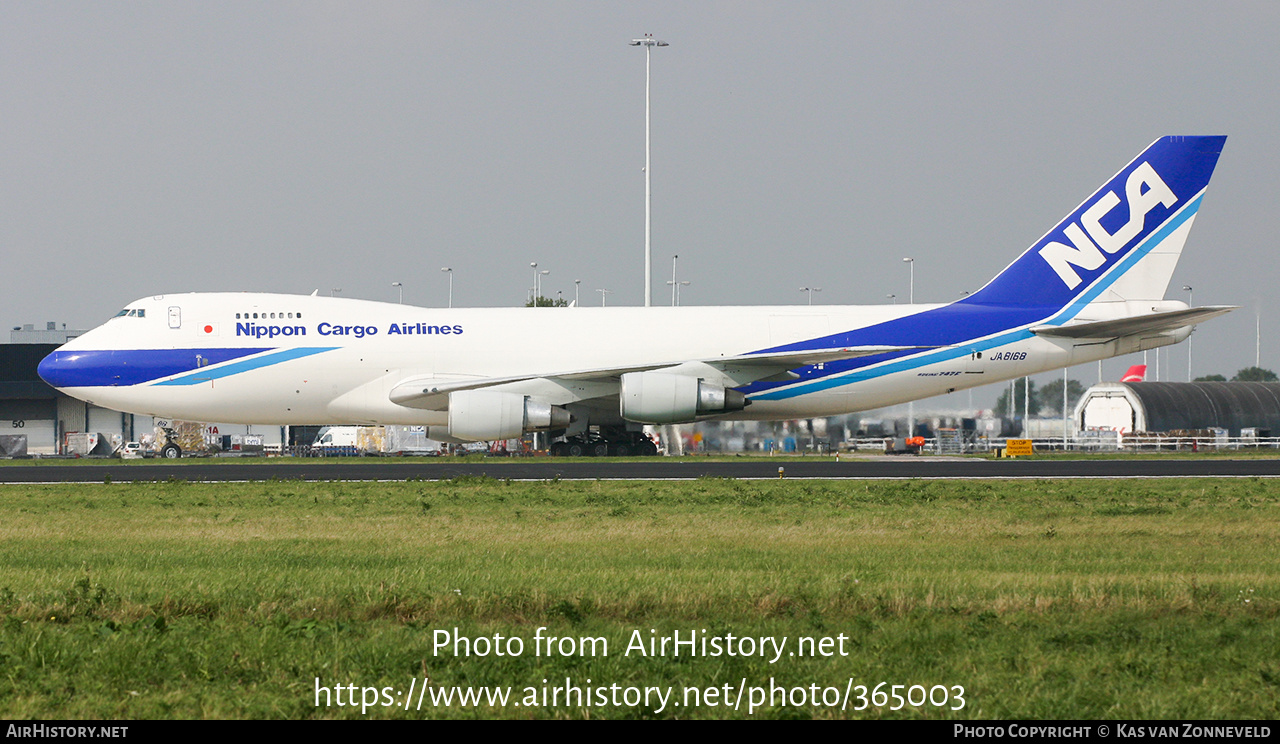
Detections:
[425, 426, 467, 445]
[447, 390, 571, 441]
[619, 372, 747, 424]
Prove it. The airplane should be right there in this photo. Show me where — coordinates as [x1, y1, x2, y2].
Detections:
[38, 135, 1234, 457]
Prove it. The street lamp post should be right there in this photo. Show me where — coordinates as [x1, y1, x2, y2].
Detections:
[538, 270, 550, 305]
[799, 287, 822, 305]
[902, 258, 916, 437]
[667, 280, 690, 305]
[1183, 284, 1193, 381]
[574, 279, 581, 307]
[630, 34, 668, 307]
[903, 257, 915, 304]
[440, 268, 452, 308]
[391, 282, 402, 304]
[887, 294, 896, 304]
[669, 254, 679, 307]
[530, 262, 538, 304]
[331, 288, 341, 297]
[597, 288, 613, 307]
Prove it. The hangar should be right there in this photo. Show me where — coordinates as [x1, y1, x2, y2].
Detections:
[1075, 381, 1280, 436]
[3, 326, 289, 456]
[0, 340, 157, 455]
[0, 342, 61, 455]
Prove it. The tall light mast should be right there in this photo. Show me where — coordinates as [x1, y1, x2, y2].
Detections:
[630, 35, 668, 307]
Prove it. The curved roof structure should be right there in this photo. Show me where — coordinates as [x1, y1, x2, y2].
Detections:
[1078, 382, 1280, 435]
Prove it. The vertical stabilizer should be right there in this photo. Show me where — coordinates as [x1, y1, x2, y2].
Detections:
[969, 136, 1226, 309]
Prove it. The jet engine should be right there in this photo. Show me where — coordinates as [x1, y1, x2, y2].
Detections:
[619, 372, 747, 424]
[447, 390, 572, 441]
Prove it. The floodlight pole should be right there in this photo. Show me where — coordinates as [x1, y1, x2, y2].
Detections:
[1023, 375, 1030, 438]
[1183, 285, 1194, 381]
[903, 257, 915, 304]
[670, 254, 679, 307]
[1063, 366, 1069, 449]
[631, 35, 668, 307]
[906, 258, 916, 437]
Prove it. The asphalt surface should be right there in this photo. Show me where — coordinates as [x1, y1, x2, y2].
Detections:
[3, 456, 1280, 483]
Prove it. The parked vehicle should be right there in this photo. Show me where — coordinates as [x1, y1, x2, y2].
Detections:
[118, 441, 147, 459]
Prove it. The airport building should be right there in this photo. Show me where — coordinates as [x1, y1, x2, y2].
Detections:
[1, 331, 288, 456]
[1075, 381, 1280, 437]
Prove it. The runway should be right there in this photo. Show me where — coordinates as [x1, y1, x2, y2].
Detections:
[3, 456, 1280, 483]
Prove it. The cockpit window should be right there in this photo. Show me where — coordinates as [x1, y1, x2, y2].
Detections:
[114, 308, 146, 318]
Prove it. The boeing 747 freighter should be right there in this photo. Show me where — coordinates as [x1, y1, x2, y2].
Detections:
[38, 136, 1232, 455]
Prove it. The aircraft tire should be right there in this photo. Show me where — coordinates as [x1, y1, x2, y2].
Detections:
[161, 444, 181, 459]
[567, 443, 586, 457]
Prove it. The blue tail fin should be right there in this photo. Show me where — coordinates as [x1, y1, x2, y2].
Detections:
[969, 136, 1226, 309]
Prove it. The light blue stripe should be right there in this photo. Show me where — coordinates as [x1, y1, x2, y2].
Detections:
[753, 195, 1203, 401]
[153, 347, 338, 386]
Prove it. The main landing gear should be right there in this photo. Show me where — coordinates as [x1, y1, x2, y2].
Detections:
[549, 428, 658, 457]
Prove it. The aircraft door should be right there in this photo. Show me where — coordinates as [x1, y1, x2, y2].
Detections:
[964, 349, 986, 377]
[168, 306, 181, 329]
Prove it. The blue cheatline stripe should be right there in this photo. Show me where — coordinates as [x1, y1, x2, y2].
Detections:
[751, 193, 1204, 402]
[751, 329, 1032, 401]
[37, 347, 273, 388]
[152, 347, 339, 386]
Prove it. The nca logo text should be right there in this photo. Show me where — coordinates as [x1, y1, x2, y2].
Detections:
[1039, 162, 1176, 289]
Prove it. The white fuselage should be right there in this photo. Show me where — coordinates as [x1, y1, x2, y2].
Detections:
[48, 292, 1189, 427]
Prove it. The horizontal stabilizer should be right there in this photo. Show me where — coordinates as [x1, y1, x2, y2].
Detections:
[1031, 306, 1236, 339]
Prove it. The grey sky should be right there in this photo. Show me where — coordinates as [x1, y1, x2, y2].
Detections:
[4, 2, 1278, 405]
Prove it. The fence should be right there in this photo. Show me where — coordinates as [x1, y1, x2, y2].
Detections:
[892, 435, 1280, 454]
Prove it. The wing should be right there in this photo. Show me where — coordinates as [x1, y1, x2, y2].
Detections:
[388, 345, 923, 410]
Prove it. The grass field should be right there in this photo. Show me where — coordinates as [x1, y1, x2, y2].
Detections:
[0, 476, 1277, 719]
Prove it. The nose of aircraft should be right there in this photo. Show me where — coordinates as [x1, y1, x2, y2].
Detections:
[39, 346, 263, 389]
[38, 349, 100, 389]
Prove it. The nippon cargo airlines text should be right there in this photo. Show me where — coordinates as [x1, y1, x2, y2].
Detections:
[235, 322, 464, 339]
